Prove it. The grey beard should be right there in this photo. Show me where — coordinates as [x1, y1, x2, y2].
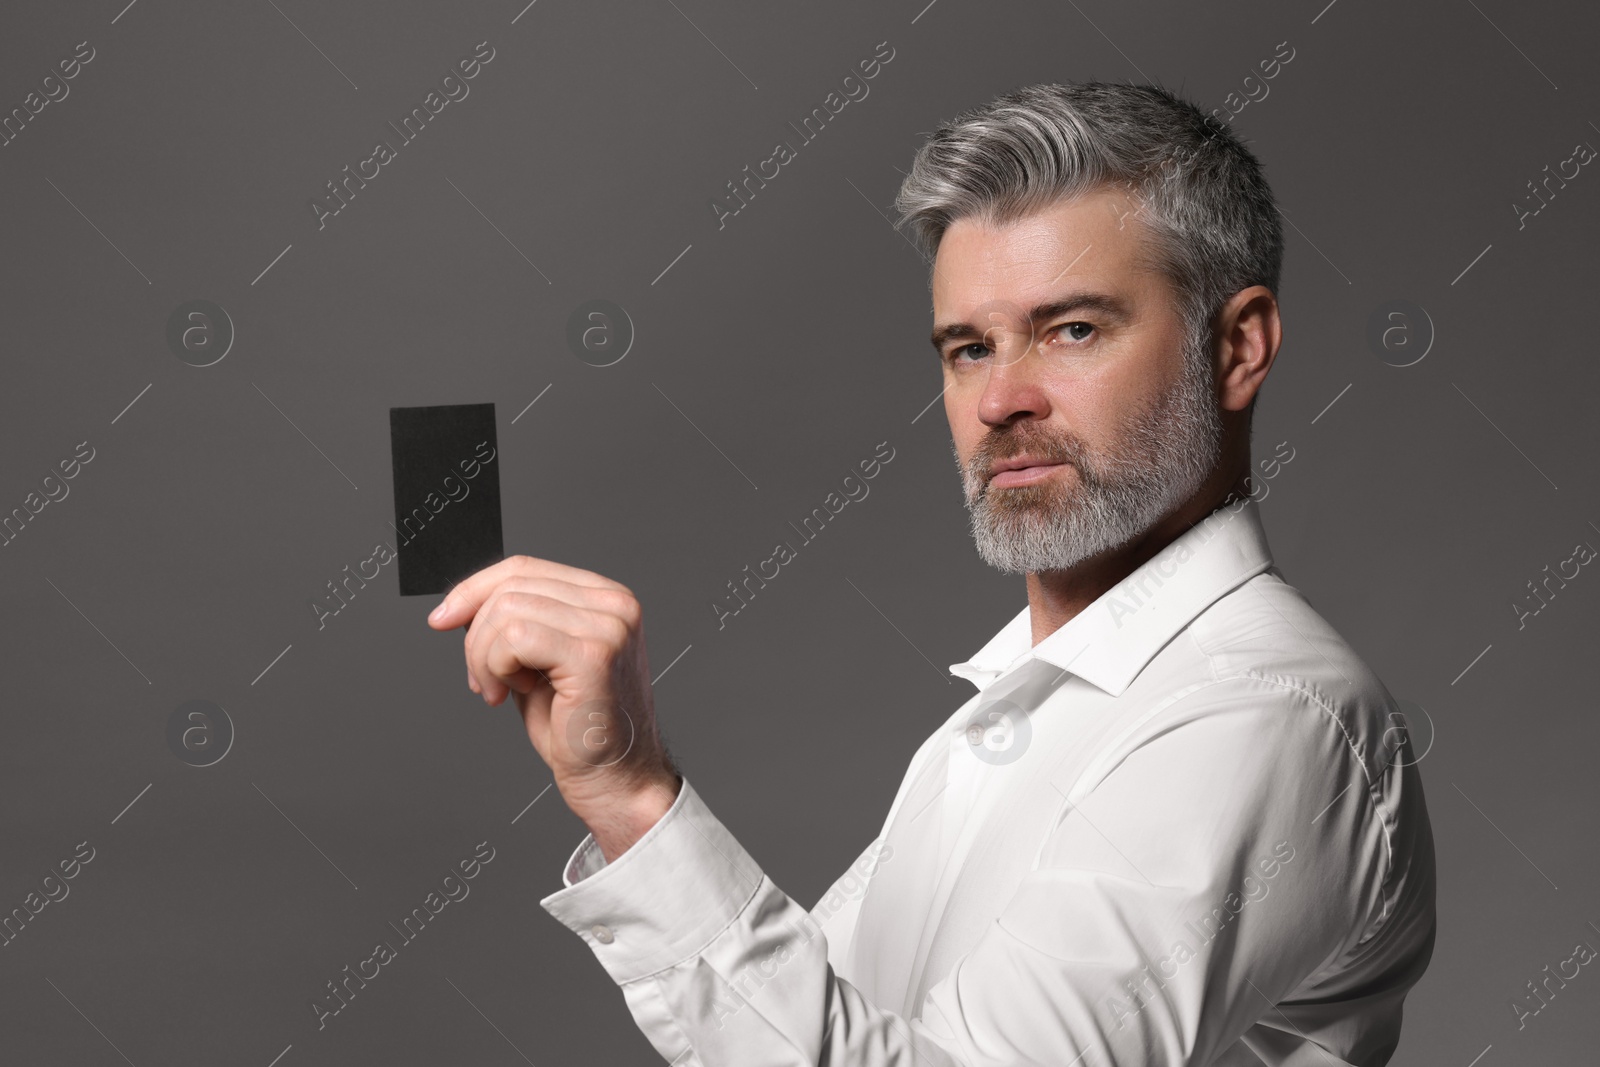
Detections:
[957, 343, 1224, 575]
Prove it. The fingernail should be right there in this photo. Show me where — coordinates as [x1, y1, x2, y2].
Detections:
[430, 598, 450, 622]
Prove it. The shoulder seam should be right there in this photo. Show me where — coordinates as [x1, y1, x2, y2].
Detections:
[1229, 669, 1397, 948]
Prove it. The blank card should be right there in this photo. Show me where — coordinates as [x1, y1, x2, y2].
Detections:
[388, 403, 504, 597]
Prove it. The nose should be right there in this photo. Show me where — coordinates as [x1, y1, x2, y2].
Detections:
[976, 329, 1051, 428]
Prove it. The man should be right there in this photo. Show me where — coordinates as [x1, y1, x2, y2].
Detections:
[428, 81, 1436, 1066]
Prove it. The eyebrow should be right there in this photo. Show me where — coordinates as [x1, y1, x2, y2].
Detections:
[929, 291, 1133, 353]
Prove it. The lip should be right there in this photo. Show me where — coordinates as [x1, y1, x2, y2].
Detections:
[988, 453, 1061, 475]
[988, 461, 1068, 488]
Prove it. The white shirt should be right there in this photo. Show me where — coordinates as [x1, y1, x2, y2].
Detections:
[539, 495, 1437, 1066]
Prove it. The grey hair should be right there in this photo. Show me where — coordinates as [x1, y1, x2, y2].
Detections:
[893, 81, 1283, 366]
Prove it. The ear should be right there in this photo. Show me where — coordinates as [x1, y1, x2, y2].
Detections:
[1213, 286, 1281, 414]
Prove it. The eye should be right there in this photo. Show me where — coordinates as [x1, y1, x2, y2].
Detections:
[948, 342, 990, 364]
[1052, 321, 1095, 343]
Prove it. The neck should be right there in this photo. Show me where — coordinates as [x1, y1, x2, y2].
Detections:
[1023, 464, 1253, 646]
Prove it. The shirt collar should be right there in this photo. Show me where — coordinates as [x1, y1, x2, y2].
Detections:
[947, 495, 1275, 697]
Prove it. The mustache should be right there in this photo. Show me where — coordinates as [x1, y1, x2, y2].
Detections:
[971, 433, 1081, 475]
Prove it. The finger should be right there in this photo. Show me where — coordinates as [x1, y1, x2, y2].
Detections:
[435, 556, 626, 631]
[474, 613, 588, 708]
[460, 579, 633, 687]
[502, 666, 545, 695]
[467, 591, 626, 705]
[428, 555, 628, 630]
[463, 581, 632, 699]
[477, 575, 637, 617]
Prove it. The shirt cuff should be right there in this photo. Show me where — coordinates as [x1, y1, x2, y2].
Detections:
[559, 831, 610, 887]
[538, 775, 767, 986]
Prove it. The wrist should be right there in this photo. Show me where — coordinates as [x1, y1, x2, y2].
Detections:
[570, 766, 681, 864]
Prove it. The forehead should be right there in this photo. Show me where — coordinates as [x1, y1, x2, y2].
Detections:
[931, 186, 1152, 313]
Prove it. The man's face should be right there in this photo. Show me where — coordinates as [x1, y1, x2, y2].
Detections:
[931, 186, 1225, 574]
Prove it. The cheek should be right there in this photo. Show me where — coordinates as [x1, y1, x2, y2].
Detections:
[1038, 363, 1119, 436]
[1075, 343, 1175, 431]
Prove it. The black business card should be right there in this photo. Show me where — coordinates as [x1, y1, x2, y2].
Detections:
[388, 403, 504, 597]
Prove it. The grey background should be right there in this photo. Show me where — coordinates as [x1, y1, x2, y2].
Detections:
[1, 0, 1595, 1064]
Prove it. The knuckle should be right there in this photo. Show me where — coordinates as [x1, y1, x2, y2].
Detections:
[503, 619, 531, 649]
[605, 589, 642, 627]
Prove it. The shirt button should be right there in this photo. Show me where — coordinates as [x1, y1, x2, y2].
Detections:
[591, 923, 614, 944]
[967, 724, 984, 745]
